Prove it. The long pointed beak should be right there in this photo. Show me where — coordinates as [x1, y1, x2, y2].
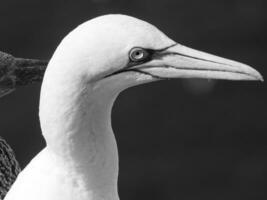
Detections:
[138, 44, 263, 81]
[0, 51, 48, 98]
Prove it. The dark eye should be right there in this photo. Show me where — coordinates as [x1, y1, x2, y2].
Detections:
[129, 47, 149, 62]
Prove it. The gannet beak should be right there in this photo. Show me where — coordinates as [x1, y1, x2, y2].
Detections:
[138, 44, 263, 81]
[0, 52, 48, 98]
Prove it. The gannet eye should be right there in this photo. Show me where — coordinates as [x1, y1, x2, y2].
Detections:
[129, 47, 149, 62]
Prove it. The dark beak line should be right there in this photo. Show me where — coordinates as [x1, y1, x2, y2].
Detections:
[157, 52, 226, 66]
[156, 43, 178, 52]
[138, 65, 259, 79]
[154, 44, 230, 67]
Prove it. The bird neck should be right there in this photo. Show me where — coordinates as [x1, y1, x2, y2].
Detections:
[39, 62, 119, 199]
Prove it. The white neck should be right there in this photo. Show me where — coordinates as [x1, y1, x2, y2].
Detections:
[39, 60, 119, 199]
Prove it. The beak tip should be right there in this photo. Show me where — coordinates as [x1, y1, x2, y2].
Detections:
[258, 75, 264, 82]
[242, 64, 263, 82]
[252, 69, 264, 82]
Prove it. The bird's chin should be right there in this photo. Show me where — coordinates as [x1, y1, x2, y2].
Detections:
[93, 70, 159, 95]
[127, 69, 165, 80]
[118, 70, 160, 87]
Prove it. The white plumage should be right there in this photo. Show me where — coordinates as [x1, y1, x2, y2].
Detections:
[4, 14, 262, 200]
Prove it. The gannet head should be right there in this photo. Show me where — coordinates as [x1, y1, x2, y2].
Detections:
[48, 14, 263, 96]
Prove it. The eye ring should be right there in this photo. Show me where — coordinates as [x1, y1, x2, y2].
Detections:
[129, 47, 149, 62]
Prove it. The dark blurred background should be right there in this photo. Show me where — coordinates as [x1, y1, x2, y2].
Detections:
[0, 0, 267, 199]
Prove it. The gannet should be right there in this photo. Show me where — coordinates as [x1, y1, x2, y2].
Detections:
[0, 51, 47, 199]
[4, 14, 262, 200]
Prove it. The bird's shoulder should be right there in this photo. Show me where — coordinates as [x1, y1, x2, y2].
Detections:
[4, 148, 90, 200]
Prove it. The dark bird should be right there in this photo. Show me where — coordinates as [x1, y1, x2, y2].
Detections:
[0, 51, 47, 199]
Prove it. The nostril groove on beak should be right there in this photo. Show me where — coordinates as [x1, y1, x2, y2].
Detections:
[154, 51, 232, 67]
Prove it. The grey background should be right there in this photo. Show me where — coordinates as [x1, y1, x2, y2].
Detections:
[0, 0, 267, 199]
